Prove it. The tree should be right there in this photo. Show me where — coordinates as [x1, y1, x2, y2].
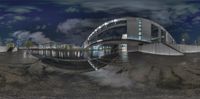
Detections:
[181, 33, 190, 44]
[25, 39, 33, 49]
[5, 38, 14, 48]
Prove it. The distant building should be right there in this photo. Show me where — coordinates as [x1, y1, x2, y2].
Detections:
[36, 42, 81, 50]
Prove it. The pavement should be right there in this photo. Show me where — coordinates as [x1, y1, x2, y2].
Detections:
[0, 51, 200, 99]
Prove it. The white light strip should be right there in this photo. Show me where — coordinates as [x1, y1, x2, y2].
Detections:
[87, 18, 127, 41]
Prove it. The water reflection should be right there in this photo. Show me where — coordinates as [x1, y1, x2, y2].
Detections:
[31, 49, 113, 60]
[29, 45, 128, 71]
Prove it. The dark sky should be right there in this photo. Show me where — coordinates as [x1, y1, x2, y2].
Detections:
[0, 0, 200, 45]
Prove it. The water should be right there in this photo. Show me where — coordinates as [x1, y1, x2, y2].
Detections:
[30, 49, 114, 60]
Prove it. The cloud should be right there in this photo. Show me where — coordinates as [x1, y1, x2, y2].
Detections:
[52, 0, 199, 25]
[0, 16, 4, 20]
[0, 5, 7, 8]
[13, 16, 26, 21]
[29, 32, 51, 44]
[0, 14, 27, 25]
[13, 31, 30, 40]
[12, 31, 51, 44]
[36, 25, 47, 30]
[34, 17, 41, 21]
[65, 7, 79, 13]
[192, 16, 200, 24]
[57, 19, 94, 34]
[57, 18, 103, 45]
[6, 6, 41, 14]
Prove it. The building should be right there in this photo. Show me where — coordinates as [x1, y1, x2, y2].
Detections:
[84, 17, 175, 48]
[83, 17, 200, 56]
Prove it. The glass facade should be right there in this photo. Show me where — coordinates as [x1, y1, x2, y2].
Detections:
[89, 26, 127, 43]
[151, 24, 159, 42]
[161, 30, 166, 43]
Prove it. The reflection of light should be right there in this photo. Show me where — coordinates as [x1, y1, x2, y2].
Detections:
[67, 51, 69, 57]
[88, 60, 98, 71]
[122, 34, 127, 39]
[121, 51, 128, 62]
[77, 51, 80, 57]
[97, 39, 103, 42]
[121, 44, 127, 52]
[104, 22, 108, 26]
[87, 18, 127, 41]
[139, 36, 142, 40]
[113, 19, 118, 22]
[75, 51, 77, 56]
[97, 26, 102, 29]
[98, 51, 104, 58]
[52, 51, 56, 57]
[92, 45, 100, 50]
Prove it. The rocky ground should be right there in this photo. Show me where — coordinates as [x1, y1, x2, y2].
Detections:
[0, 51, 200, 99]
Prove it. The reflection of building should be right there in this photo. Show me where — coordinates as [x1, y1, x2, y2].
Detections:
[36, 42, 81, 50]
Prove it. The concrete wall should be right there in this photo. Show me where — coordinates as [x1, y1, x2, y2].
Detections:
[12, 47, 18, 52]
[127, 43, 183, 56]
[127, 17, 138, 40]
[0, 46, 18, 53]
[0, 46, 7, 52]
[141, 19, 151, 41]
[177, 44, 200, 53]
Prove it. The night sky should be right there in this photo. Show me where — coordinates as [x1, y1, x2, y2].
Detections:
[0, 0, 200, 45]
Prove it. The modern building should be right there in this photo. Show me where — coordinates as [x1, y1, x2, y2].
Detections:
[84, 17, 176, 48]
[83, 17, 200, 56]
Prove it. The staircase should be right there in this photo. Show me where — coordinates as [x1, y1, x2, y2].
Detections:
[163, 43, 183, 54]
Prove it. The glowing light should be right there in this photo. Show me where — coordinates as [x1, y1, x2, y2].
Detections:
[122, 34, 128, 39]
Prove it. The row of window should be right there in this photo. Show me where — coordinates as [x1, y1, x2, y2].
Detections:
[137, 18, 142, 40]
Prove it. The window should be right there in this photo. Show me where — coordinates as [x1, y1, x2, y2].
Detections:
[137, 18, 142, 40]
[151, 24, 159, 42]
[161, 30, 166, 43]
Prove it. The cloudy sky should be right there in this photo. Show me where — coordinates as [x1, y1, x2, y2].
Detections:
[0, 0, 200, 45]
